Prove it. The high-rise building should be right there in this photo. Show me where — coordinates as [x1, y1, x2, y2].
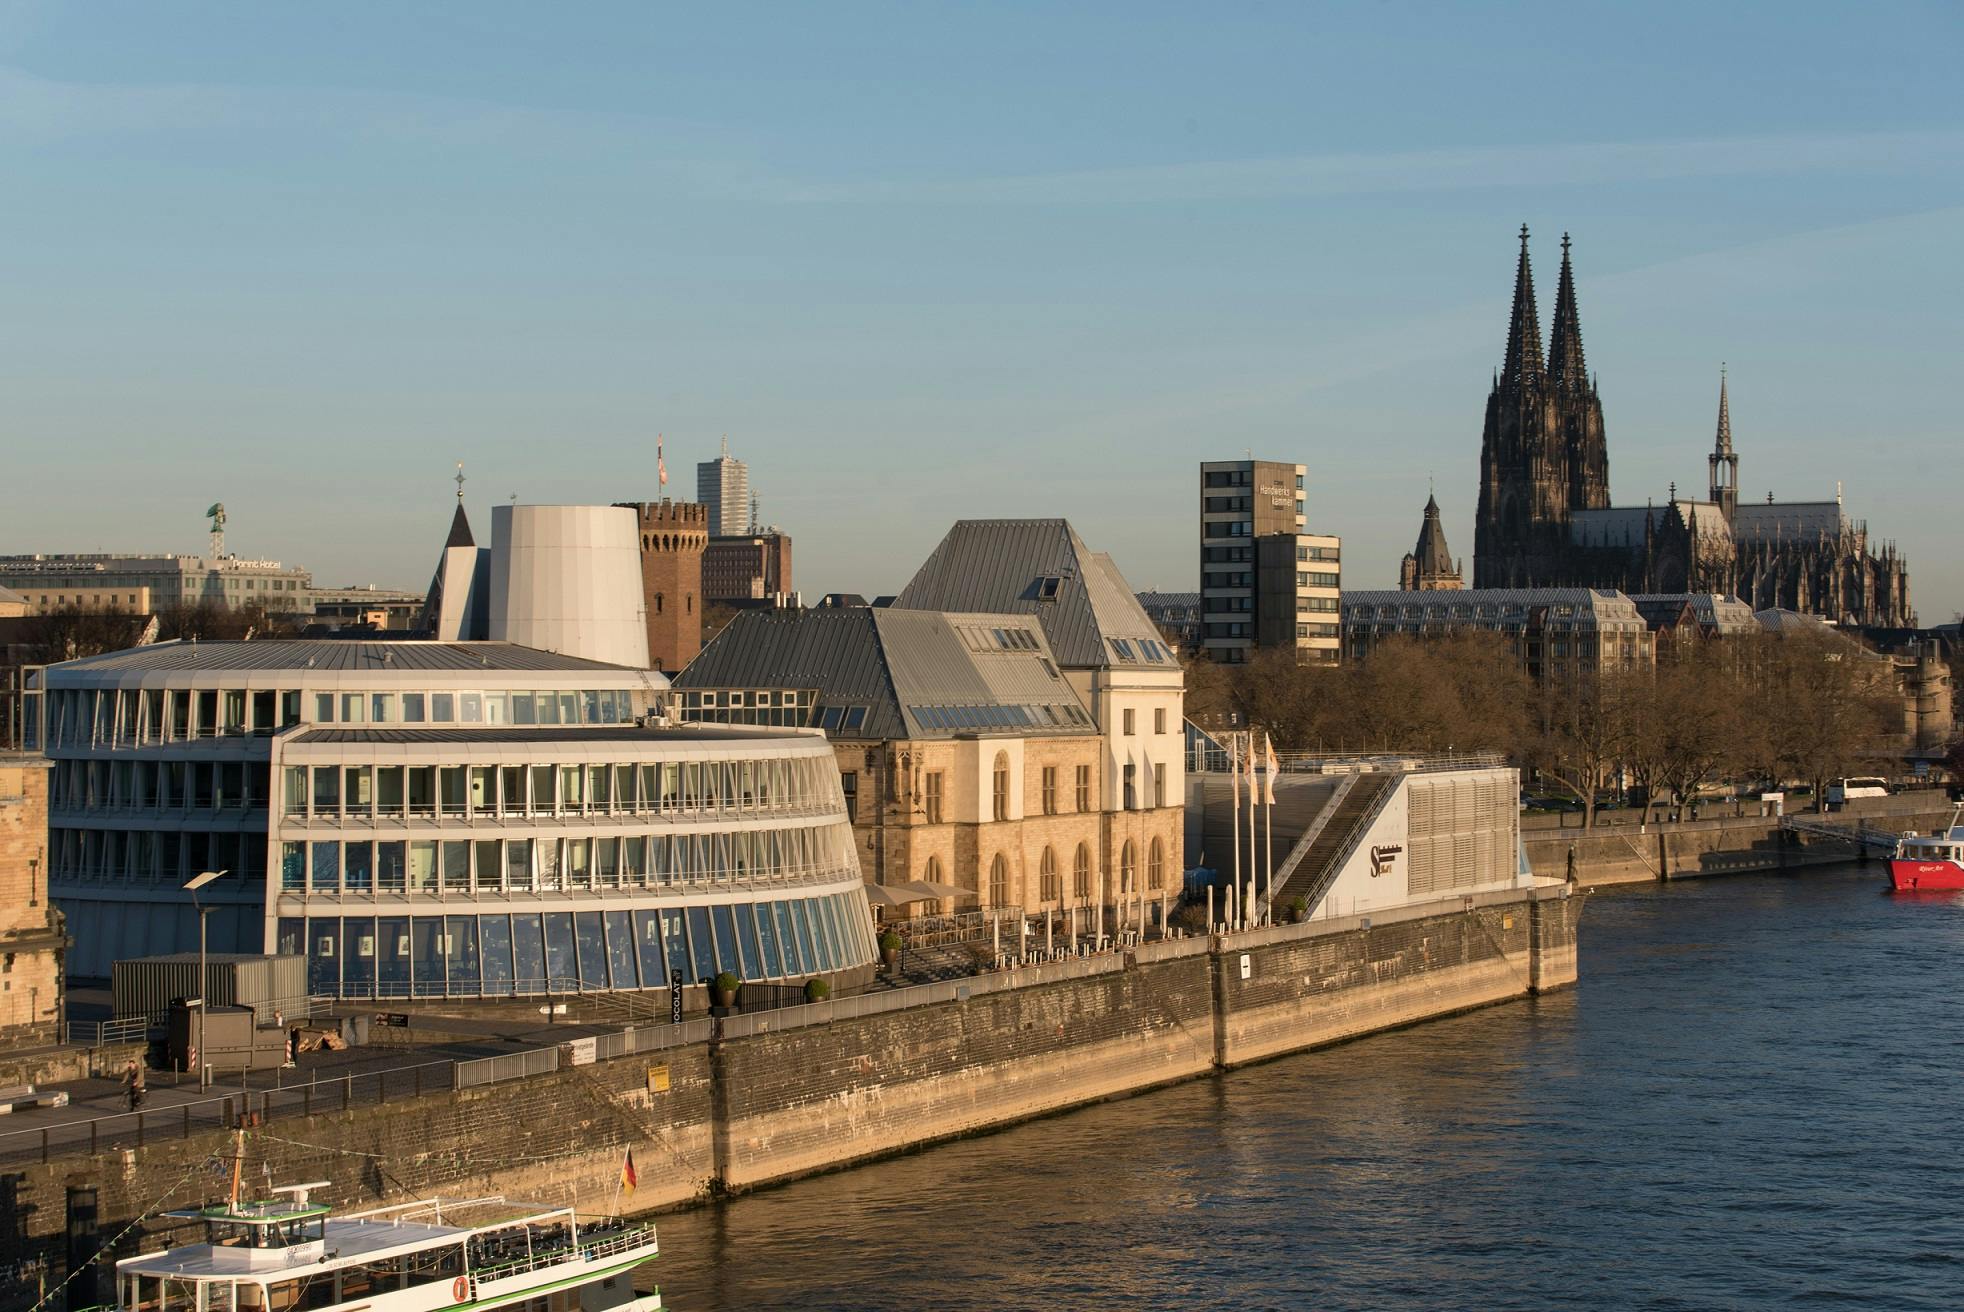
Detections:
[696, 439, 751, 537]
[1198, 460, 1341, 664]
[703, 530, 793, 603]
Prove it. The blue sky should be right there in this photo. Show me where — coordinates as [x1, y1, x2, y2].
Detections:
[3, 2, 1960, 619]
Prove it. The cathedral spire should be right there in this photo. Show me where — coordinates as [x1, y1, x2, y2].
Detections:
[1500, 224, 1544, 385]
[1546, 232, 1588, 389]
[1714, 364, 1733, 455]
[1709, 364, 1738, 516]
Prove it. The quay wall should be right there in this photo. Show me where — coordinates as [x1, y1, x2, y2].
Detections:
[1526, 797, 1959, 887]
[0, 887, 1578, 1310]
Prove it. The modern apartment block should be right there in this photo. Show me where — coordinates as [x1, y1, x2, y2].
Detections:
[696, 440, 751, 538]
[703, 530, 793, 603]
[1198, 460, 1341, 664]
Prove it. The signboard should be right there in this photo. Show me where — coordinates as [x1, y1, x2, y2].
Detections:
[646, 1065, 671, 1094]
[566, 1036, 597, 1067]
[670, 970, 684, 1024]
[374, 1013, 410, 1028]
[1369, 844, 1404, 878]
[1238, 953, 1252, 981]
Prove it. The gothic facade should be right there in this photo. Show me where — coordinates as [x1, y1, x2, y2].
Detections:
[1471, 229, 1913, 627]
[1399, 494, 1464, 590]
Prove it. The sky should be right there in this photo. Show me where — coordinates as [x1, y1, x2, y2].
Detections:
[2, 2, 1960, 619]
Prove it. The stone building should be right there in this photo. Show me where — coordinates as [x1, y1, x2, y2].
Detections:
[1398, 494, 1464, 591]
[620, 501, 707, 673]
[673, 607, 1176, 927]
[1342, 587, 1654, 682]
[0, 753, 65, 1044]
[703, 529, 792, 604]
[1471, 229, 1912, 626]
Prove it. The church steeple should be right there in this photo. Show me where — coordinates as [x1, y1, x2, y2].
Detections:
[1546, 233, 1588, 390]
[1501, 224, 1545, 385]
[1708, 365, 1738, 517]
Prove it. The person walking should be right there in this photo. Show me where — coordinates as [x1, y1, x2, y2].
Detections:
[123, 1059, 146, 1112]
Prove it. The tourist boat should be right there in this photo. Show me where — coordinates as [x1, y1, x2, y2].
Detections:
[1889, 806, 1964, 892]
[112, 1180, 661, 1312]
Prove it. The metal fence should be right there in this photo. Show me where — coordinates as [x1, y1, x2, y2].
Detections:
[0, 1058, 458, 1168]
[453, 1046, 560, 1089]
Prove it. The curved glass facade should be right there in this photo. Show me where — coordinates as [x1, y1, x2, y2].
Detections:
[41, 640, 878, 992]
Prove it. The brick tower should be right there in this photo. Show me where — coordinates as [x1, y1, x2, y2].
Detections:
[617, 500, 708, 672]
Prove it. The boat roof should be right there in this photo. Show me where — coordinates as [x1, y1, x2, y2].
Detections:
[121, 1197, 572, 1280]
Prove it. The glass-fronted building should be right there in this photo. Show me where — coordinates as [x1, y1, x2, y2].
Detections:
[40, 640, 875, 996]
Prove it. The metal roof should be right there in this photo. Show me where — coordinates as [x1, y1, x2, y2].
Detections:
[674, 606, 1096, 741]
[0, 584, 24, 606]
[49, 639, 636, 675]
[1731, 500, 1850, 544]
[290, 725, 776, 745]
[1629, 593, 1760, 634]
[892, 519, 1173, 669]
[1567, 506, 1653, 549]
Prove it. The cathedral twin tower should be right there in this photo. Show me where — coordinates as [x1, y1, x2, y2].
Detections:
[1473, 226, 1611, 589]
[1467, 226, 1912, 626]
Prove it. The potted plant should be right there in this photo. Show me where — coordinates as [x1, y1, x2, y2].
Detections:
[1288, 895, 1309, 924]
[804, 977, 831, 1003]
[878, 930, 903, 971]
[712, 971, 741, 1009]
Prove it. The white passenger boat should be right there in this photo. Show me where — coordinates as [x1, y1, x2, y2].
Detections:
[112, 1182, 661, 1312]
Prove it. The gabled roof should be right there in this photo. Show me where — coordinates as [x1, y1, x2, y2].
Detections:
[1629, 593, 1759, 635]
[1568, 506, 1653, 549]
[1731, 501, 1849, 544]
[1410, 494, 1455, 573]
[893, 519, 1174, 670]
[673, 606, 1097, 741]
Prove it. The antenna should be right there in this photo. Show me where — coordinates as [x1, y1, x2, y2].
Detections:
[205, 503, 227, 559]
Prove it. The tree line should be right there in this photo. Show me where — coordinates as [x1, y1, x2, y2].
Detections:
[1187, 630, 1909, 826]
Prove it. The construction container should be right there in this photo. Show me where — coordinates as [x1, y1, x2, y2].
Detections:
[166, 1003, 288, 1073]
[113, 953, 308, 1025]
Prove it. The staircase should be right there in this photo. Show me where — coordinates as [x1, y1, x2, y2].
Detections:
[1270, 771, 1401, 915]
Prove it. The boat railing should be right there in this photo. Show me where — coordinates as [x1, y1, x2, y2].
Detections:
[469, 1223, 658, 1285]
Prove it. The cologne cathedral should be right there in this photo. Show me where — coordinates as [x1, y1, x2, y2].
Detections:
[1470, 227, 1912, 626]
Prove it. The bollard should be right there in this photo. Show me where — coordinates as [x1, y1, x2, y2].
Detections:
[343, 1074, 352, 1111]
[183, 1105, 191, 1140]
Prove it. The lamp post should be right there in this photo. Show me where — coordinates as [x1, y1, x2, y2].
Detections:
[183, 871, 226, 1088]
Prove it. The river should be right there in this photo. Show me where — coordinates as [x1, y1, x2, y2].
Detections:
[641, 862, 1964, 1310]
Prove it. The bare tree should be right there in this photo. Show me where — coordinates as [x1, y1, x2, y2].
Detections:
[1530, 669, 1637, 828]
[1757, 630, 1900, 811]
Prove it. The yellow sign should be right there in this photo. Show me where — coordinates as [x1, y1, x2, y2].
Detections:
[647, 1064, 671, 1094]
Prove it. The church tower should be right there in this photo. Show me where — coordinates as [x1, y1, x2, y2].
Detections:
[1547, 234, 1610, 515]
[1399, 493, 1464, 590]
[1708, 367, 1738, 519]
[1474, 227, 1571, 587]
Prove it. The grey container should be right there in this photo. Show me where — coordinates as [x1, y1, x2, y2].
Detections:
[113, 953, 309, 1024]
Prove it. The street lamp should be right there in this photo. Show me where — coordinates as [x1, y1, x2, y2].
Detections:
[183, 870, 227, 1088]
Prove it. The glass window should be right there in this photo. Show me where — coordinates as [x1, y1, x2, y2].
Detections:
[558, 692, 580, 725]
[342, 766, 372, 816]
[506, 838, 533, 891]
[480, 916, 515, 990]
[442, 842, 469, 892]
[343, 841, 373, 891]
[574, 912, 608, 987]
[312, 767, 340, 813]
[604, 912, 638, 990]
[412, 918, 445, 996]
[371, 693, 396, 724]
[460, 692, 483, 723]
[340, 693, 364, 723]
[402, 693, 426, 723]
[773, 902, 802, 975]
[711, 905, 741, 977]
[511, 915, 546, 990]
[474, 840, 501, 892]
[378, 917, 410, 994]
[311, 841, 340, 893]
[307, 919, 340, 994]
[407, 841, 436, 893]
[543, 913, 577, 985]
[377, 766, 404, 816]
[447, 917, 479, 992]
[277, 917, 304, 957]
[379, 841, 407, 892]
[793, 901, 821, 974]
[686, 906, 717, 982]
[281, 842, 305, 891]
[343, 917, 377, 995]
[818, 897, 847, 967]
[737, 906, 765, 980]
[754, 904, 783, 978]
[659, 909, 687, 986]
[634, 910, 667, 986]
[431, 693, 454, 722]
[511, 694, 536, 726]
[314, 693, 335, 723]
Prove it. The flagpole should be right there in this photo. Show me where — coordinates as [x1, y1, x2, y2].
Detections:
[610, 1145, 627, 1218]
[1229, 730, 1241, 933]
[1245, 731, 1256, 931]
[1263, 744, 1274, 926]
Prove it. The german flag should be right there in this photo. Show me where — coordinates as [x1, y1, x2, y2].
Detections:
[620, 1148, 638, 1194]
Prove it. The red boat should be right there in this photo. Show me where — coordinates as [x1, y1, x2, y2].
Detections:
[1889, 807, 1964, 892]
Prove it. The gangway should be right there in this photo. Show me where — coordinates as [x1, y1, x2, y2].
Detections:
[1780, 815, 1899, 855]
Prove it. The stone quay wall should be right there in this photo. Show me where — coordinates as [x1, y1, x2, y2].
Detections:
[1525, 794, 1959, 886]
[0, 886, 1578, 1310]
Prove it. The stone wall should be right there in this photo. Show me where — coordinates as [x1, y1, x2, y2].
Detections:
[0, 756, 64, 1047]
[0, 885, 1578, 1311]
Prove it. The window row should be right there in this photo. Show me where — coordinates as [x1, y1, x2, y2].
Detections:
[41, 685, 646, 749]
[282, 755, 841, 821]
[52, 758, 270, 814]
[49, 828, 265, 886]
[279, 825, 853, 895]
[279, 893, 872, 998]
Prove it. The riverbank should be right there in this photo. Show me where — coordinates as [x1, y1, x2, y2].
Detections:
[0, 885, 1577, 1309]
[1524, 793, 1956, 886]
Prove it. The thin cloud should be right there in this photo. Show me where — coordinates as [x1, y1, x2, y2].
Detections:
[786, 129, 1964, 206]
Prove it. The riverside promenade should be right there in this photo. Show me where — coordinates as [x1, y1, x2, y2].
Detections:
[1523, 790, 1956, 885]
[0, 883, 1577, 1309]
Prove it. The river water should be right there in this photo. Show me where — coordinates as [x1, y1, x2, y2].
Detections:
[642, 862, 1964, 1310]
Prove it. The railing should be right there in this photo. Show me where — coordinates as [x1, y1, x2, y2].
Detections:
[64, 1016, 149, 1047]
[0, 1058, 458, 1168]
[473, 1223, 658, 1285]
[454, 1047, 559, 1090]
[1187, 739, 1507, 777]
[1294, 774, 1403, 918]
